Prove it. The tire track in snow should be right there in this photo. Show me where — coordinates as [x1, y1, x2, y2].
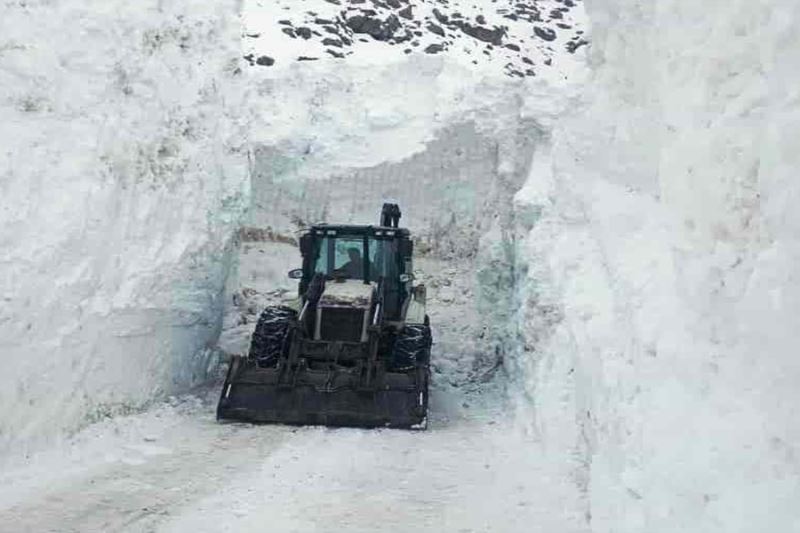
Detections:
[0, 398, 291, 532]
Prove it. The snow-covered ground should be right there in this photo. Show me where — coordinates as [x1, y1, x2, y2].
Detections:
[0, 385, 587, 533]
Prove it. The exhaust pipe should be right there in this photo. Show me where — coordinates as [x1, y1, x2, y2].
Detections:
[381, 203, 401, 228]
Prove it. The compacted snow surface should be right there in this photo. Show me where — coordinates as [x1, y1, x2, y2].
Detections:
[0, 388, 586, 533]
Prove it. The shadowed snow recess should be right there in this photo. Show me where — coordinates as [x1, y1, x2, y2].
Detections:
[514, 0, 800, 531]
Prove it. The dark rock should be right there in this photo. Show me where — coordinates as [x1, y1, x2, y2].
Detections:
[549, 9, 563, 19]
[323, 0, 341, 5]
[297, 56, 319, 61]
[457, 22, 505, 46]
[295, 27, 312, 39]
[326, 49, 345, 58]
[243, 53, 254, 65]
[386, 0, 401, 7]
[314, 18, 334, 25]
[433, 8, 448, 24]
[564, 0, 575, 6]
[544, 58, 552, 65]
[566, 39, 589, 53]
[278, 20, 292, 25]
[534, 26, 557, 41]
[256, 55, 275, 66]
[322, 37, 343, 47]
[282, 27, 296, 38]
[557, 23, 572, 29]
[398, 6, 413, 19]
[522, 56, 533, 65]
[426, 23, 445, 37]
[344, 13, 400, 41]
[404, 48, 412, 54]
[515, 7, 541, 23]
[245, 33, 261, 38]
[383, 14, 402, 37]
[525, 69, 536, 76]
[476, 14, 486, 24]
[504, 13, 519, 21]
[323, 26, 340, 35]
[504, 43, 520, 51]
[346, 15, 380, 37]
[424, 43, 444, 54]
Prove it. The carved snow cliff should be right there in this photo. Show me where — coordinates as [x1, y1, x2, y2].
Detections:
[0, 0, 248, 455]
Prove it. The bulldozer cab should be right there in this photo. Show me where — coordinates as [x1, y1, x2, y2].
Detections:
[298, 225, 413, 320]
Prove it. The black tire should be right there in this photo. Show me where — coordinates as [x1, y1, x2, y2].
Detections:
[390, 323, 432, 370]
[249, 306, 296, 367]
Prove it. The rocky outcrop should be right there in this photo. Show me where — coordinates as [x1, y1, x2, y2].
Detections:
[244, 0, 588, 79]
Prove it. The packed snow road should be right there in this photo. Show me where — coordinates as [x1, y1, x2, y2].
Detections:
[0, 386, 586, 533]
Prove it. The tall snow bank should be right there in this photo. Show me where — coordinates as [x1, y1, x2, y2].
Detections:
[0, 0, 248, 456]
[515, 0, 800, 530]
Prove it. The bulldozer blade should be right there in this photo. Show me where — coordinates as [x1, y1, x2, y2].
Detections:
[217, 356, 429, 429]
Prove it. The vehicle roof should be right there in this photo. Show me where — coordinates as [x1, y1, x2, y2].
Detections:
[308, 224, 410, 237]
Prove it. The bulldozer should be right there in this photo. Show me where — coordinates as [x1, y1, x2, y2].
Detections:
[217, 204, 431, 429]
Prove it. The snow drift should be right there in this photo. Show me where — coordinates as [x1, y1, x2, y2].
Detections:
[0, 0, 248, 455]
[514, 0, 800, 530]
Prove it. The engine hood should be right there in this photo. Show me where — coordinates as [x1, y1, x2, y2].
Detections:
[319, 280, 374, 308]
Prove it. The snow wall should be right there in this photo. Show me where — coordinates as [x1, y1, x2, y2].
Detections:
[514, 0, 800, 530]
[0, 1, 248, 456]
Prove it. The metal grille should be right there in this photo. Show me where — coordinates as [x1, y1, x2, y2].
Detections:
[319, 307, 364, 342]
